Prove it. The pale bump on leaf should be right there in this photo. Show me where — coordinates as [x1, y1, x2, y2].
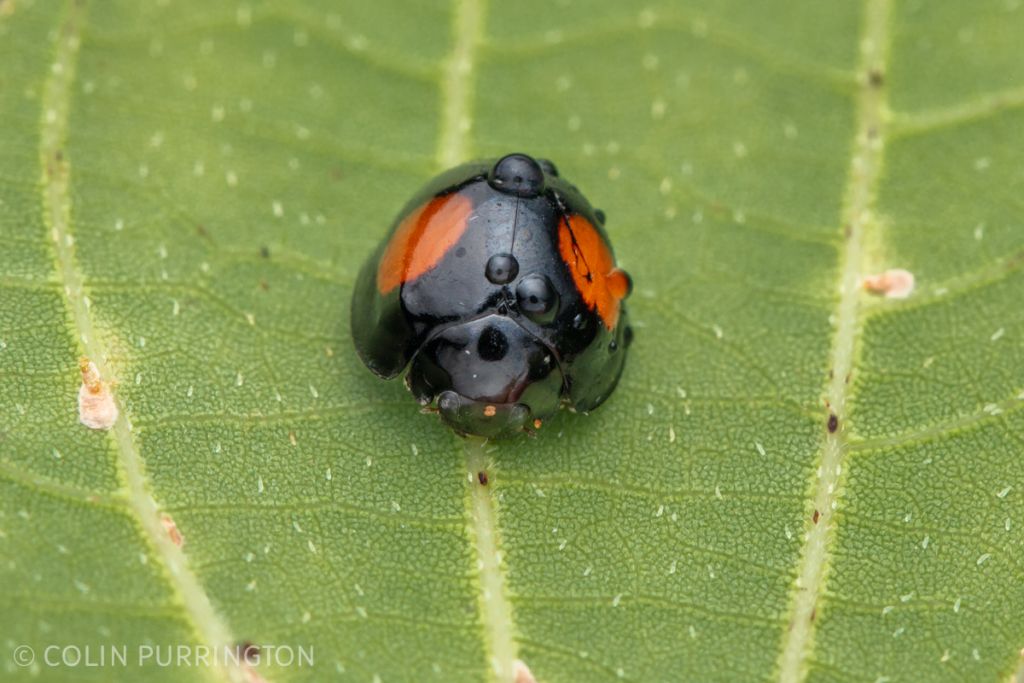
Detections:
[862, 268, 916, 299]
[77, 357, 118, 430]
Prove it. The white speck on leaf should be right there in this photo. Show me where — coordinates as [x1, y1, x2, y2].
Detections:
[236, 4, 252, 26]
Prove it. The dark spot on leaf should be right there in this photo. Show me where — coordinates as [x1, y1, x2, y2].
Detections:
[812, 509, 821, 524]
[477, 471, 488, 486]
[868, 69, 884, 87]
[810, 607, 817, 622]
[827, 413, 838, 433]
[1006, 249, 1024, 269]
[235, 642, 259, 663]
[259, 279, 269, 291]
[259, 246, 270, 258]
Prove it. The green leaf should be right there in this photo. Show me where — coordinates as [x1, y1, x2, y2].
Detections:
[2, 1, 1023, 682]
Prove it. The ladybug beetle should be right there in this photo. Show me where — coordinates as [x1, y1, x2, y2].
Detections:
[351, 153, 633, 438]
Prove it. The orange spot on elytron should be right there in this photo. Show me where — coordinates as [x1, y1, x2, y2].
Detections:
[558, 214, 629, 329]
[377, 193, 474, 293]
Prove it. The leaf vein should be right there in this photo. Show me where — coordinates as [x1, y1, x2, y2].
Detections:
[38, 4, 249, 681]
[775, 1, 893, 680]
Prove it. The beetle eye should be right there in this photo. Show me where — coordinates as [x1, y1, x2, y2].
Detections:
[516, 274, 558, 322]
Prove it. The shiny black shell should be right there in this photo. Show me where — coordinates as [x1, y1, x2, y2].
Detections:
[351, 153, 633, 437]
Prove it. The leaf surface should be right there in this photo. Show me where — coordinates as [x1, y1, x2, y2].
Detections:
[1, 1, 1023, 682]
